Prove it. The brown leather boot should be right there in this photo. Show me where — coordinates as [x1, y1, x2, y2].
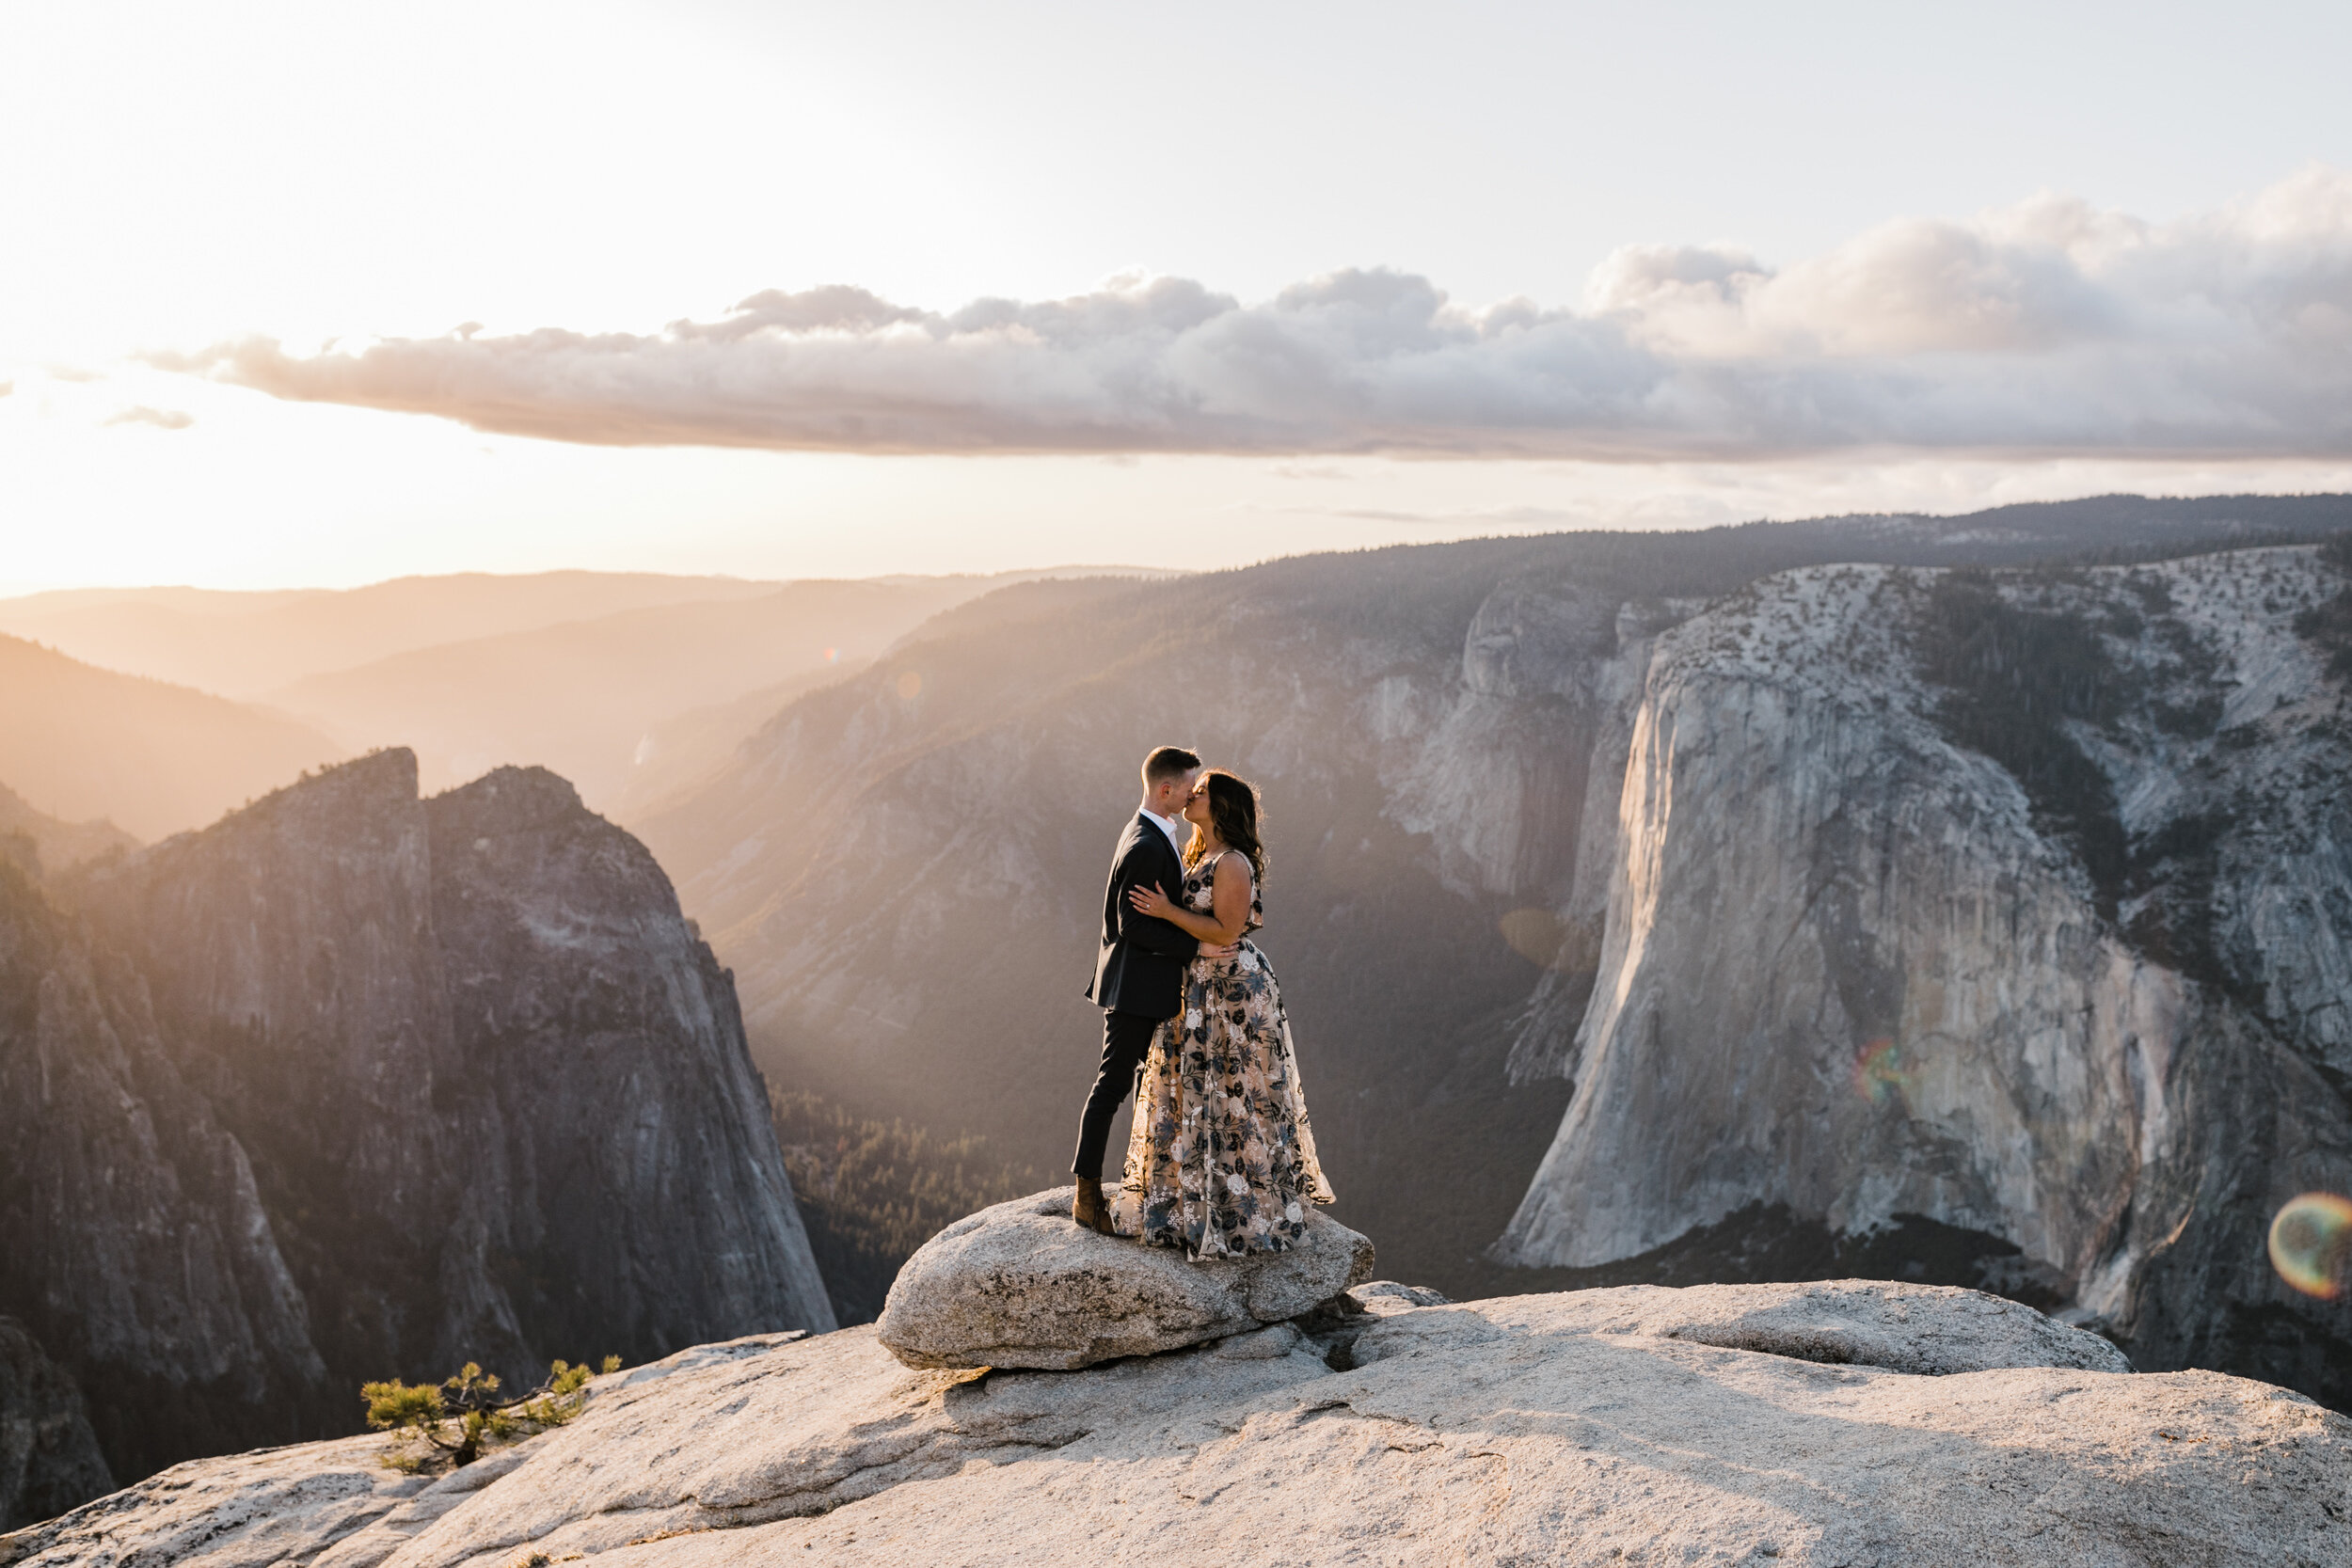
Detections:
[1072, 1176, 1116, 1236]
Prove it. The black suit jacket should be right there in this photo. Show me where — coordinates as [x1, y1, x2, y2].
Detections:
[1086, 814, 1199, 1019]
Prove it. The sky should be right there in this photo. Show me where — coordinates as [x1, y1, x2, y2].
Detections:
[6, 0, 2352, 592]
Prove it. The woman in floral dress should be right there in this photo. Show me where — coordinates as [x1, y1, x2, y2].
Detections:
[1111, 768, 1334, 1258]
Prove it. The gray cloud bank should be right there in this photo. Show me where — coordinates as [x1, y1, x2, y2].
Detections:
[160, 168, 2352, 460]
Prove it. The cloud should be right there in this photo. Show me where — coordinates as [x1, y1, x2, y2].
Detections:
[104, 405, 195, 430]
[154, 166, 2352, 460]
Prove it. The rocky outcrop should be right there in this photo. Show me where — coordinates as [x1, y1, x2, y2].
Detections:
[0, 751, 831, 1504]
[8, 1281, 2344, 1567]
[421, 767, 833, 1369]
[1498, 550, 2352, 1403]
[0, 1321, 110, 1533]
[876, 1187, 1375, 1369]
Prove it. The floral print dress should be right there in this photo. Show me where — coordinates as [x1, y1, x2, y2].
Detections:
[1112, 849, 1335, 1259]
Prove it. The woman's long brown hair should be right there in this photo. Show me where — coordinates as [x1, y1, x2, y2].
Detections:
[1184, 768, 1266, 892]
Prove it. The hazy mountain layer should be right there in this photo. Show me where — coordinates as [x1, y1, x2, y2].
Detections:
[610, 667, 868, 818]
[0, 572, 785, 699]
[1497, 546, 2352, 1402]
[0, 751, 831, 1500]
[0, 783, 137, 880]
[266, 578, 999, 809]
[640, 495, 2352, 1305]
[0, 634, 343, 840]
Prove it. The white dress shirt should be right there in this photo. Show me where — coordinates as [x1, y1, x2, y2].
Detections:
[1146, 809, 1187, 856]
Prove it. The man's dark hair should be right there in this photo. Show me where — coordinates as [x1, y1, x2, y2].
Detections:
[1141, 746, 1200, 784]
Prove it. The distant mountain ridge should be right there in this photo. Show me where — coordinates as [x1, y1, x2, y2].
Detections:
[0, 566, 1183, 825]
[0, 571, 786, 698]
[0, 565, 1184, 702]
[1771, 492, 2352, 553]
[0, 634, 342, 840]
[264, 578, 1013, 809]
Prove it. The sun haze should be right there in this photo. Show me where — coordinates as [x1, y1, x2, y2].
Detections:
[7, 1, 2352, 591]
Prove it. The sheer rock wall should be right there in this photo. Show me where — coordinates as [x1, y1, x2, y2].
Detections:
[1497, 551, 2352, 1402]
[0, 1319, 112, 1532]
[0, 750, 831, 1501]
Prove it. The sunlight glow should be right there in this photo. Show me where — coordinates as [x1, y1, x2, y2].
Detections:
[8, 3, 2352, 590]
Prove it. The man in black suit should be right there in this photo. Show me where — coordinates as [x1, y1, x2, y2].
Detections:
[1071, 744, 1202, 1232]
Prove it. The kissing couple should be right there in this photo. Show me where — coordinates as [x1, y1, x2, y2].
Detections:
[1072, 745, 1335, 1258]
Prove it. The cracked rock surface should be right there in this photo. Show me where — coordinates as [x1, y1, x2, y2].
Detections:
[8, 1280, 2345, 1567]
[876, 1187, 1377, 1370]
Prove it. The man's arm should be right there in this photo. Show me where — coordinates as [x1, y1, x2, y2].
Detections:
[1111, 841, 1198, 959]
[1129, 851, 1249, 946]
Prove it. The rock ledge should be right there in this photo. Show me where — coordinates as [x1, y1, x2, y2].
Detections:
[9, 1280, 2348, 1568]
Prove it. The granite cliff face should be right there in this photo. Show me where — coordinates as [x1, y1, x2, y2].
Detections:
[0, 1321, 110, 1533]
[1496, 547, 2352, 1402]
[0, 854, 326, 1485]
[0, 750, 831, 1502]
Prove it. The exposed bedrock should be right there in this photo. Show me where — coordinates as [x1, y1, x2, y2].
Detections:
[0, 750, 831, 1499]
[8, 1281, 2343, 1568]
[1497, 552, 2352, 1403]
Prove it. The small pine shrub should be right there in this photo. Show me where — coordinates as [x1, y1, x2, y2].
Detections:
[364, 1354, 621, 1470]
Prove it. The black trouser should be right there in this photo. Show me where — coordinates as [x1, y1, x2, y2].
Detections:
[1072, 1008, 1166, 1179]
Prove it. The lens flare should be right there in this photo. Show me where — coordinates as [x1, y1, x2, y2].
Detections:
[1852, 1037, 1914, 1107]
[896, 670, 923, 700]
[2267, 1193, 2352, 1300]
[824, 646, 839, 664]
